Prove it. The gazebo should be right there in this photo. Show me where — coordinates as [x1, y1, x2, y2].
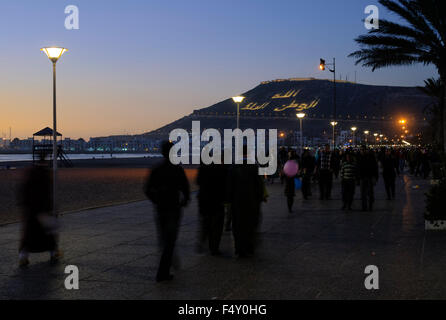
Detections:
[32, 127, 71, 166]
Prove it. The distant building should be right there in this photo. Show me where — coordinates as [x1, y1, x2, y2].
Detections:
[10, 138, 34, 151]
[62, 138, 87, 152]
[88, 135, 161, 152]
[0, 138, 11, 149]
[2, 134, 161, 153]
[338, 130, 350, 146]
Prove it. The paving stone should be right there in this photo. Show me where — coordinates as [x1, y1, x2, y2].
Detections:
[0, 174, 444, 299]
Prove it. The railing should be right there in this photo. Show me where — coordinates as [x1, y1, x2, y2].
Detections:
[32, 144, 73, 167]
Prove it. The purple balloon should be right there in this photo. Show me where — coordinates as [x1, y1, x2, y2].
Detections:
[283, 160, 299, 177]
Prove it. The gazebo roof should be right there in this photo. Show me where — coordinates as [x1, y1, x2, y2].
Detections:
[33, 127, 62, 137]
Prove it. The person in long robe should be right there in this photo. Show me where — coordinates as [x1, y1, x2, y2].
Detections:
[19, 152, 61, 267]
[227, 147, 266, 257]
[196, 159, 228, 255]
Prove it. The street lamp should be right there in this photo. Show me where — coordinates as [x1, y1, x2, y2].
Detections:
[320, 58, 337, 146]
[330, 121, 338, 149]
[232, 96, 245, 129]
[351, 127, 357, 146]
[279, 132, 286, 147]
[373, 133, 378, 146]
[41, 46, 67, 217]
[296, 113, 306, 155]
[379, 134, 384, 146]
[364, 130, 370, 146]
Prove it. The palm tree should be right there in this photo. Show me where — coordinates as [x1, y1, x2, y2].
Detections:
[349, 0, 446, 151]
[418, 78, 445, 148]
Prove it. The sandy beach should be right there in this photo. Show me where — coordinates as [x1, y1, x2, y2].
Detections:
[0, 159, 197, 225]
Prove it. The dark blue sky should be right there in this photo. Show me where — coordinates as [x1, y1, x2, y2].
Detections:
[0, 0, 437, 138]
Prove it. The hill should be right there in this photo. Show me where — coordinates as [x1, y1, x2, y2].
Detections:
[146, 78, 431, 138]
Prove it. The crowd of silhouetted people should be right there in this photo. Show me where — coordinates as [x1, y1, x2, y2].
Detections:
[144, 141, 267, 282]
[277, 144, 442, 213]
[143, 141, 443, 282]
[17, 140, 442, 283]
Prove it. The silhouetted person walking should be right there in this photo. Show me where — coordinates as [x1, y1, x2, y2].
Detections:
[420, 149, 431, 179]
[332, 149, 341, 179]
[278, 147, 288, 184]
[284, 150, 299, 212]
[381, 149, 398, 200]
[358, 146, 379, 211]
[340, 152, 358, 210]
[197, 159, 227, 255]
[18, 152, 61, 267]
[284, 173, 296, 213]
[227, 147, 265, 257]
[144, 141, 190, 282]
[317, 144, 334, 200]
[301, 149, 315, 200]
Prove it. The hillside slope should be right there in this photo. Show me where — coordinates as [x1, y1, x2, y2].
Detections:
[146, 78, 431, 137]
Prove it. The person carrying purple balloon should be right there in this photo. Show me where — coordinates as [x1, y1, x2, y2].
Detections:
[283, 150, 299, 213]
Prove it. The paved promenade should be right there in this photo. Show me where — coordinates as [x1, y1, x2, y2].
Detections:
[1, 173, 445, 299]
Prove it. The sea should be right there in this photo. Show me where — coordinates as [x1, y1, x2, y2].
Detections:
[0, 153, 162, 163]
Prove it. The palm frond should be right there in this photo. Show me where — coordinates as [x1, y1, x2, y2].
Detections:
[350, 0, 446, 74]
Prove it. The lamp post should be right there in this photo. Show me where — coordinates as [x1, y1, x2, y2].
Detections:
[364, 130, 370, 146]
[320, 58, 337, 146]
[373, 133, 378, 147]
[297, 113, 306, 156]
[330, 121, 338, 149]
[232, 96, 245, 129]
[351, 127, 357, 147]
[41, 47, 67, 217]
[279, 132, 286, 147]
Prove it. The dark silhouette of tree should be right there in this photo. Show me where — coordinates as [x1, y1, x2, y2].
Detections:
[349, 0, 446, 150]
[418, 78, 444, 148]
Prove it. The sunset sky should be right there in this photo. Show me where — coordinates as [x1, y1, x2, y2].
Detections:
[0, 0, 437, 139]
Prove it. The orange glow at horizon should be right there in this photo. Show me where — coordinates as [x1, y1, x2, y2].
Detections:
[0, 71, 229, 140]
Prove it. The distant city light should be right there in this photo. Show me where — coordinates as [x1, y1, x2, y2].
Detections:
[402, 140, 411, 146]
